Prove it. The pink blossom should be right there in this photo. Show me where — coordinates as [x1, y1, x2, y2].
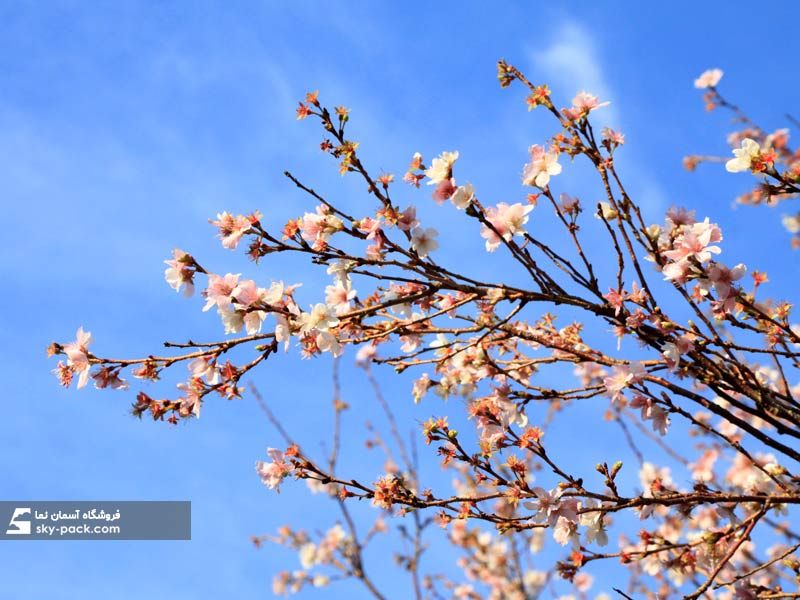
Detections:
[298, 303, 340, 333]
[164, 248, 195, 297]
[450, 183, 475, 210]
[397, 206, 419, 232]
[52, 361, 73, 387]
[628, 282, 648, 305]
[604, 287, 627, 316]
[700, 263, 746, 300]
[357, 216, 382, 240]
[480, 202, 533, 251]
[662, 259, 693, 283]
[230, 303, 268, 336]
[355, 344, 378, 365]
[316, 331, 343, 357]
[325, 282, 357, 315]
[210, 211, 254, 249]
[366, 237, 385, 261]
[326, 259, 355, 286]
[437, 294, 459, 317]
[629, 395, 670, 436]
[639, 462, 673, 498]
[412, 374, 431, 404]
[189, 356, 221, 385]
[603, 362, 646, 404]
[274, 314, 291, 351]
[177, 381, 202, 418]
[403, 171, 424, 187]
[694, 68, 723, 89]
[300, 205, 344, 247]
[580, 504, 608, 547]
[552, 515, 579, 547]
[256, 448, 293, 491]
[689, 448, 719, 482]
[573, 572, 594, 592]
[231, 279, 259, 307]
[424, 151, 459, 185]
[524, 486, 560, 523]
[602, 127, 625, 145]
[726, 138, 762, 173]
[214, 278, 280, 335]
[665, 206, 697, 231]
[663, 218, 722, 264]
[410, 227, 439, 259]
[783, 214, 800, 234]
[522, 144, 562, 188]
[63, 327, 93, 389]
[90, 367, 128, 390]
[523, 487, 577, 526]
[480, 220, 504, 252]
[648, 405, 670, 436]
[400, 334, 422, 353]
[432, 178, 457, 204]
[661, 334, 694, 371]
[568, 90, 610, 117]
[559, 192, 580, 215]
[202, 273, 240, 312]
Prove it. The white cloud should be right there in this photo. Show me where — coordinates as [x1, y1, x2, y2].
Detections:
[529, 21, 619, 127]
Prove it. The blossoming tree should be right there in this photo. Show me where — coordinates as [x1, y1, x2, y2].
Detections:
[49, 61, 800, 599]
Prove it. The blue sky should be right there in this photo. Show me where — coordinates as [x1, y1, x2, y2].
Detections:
[2, 2, 799, 598]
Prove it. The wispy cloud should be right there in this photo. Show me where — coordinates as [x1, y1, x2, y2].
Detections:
[529, 21, 619, 127]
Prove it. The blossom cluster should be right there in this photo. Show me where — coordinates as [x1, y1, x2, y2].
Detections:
[48, 60, 800, 598]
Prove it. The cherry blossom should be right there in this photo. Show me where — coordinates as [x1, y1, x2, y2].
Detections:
[697, 262, 746, 302]
[324, 282, 357, 315]
[563, 90, 610, 120]
[630, 394, 671, 435]
[210, 211, 257, 249]
[410, 226, 439, 258]
[220, 278, 276, 334]
[189, 356, 221, 385]
[450, 183, 475, 209]
[49, 59, 800, 600]
[661, 333, 695, 371]
[62, 327, 93, 389]
[601, 126, 625, 146]
[396, 206, 419, 231]
[355, 344, 377, 365]
[639, 462, 673, 497]
[663, 218, 723, 264]
[694, 68, 723, 89]
[725, 138, 761, 173]
[781, 213, 799, 233]
[603, 362, 646, 404]
[164, 248, 195, 297]
[256, 448, 293, 491]
[521, 144, 562, 188]
[91, 367, 128, 391]
[202, 273, 240, 312]
[424, 150, 459, 185]
[300, 205, 344, 247]
[298, 303, 340, 334]
[480, 202, 533, 251]
[432, 178, 457, 203]
[689, 448, 719, 482]
[325, 259, 356, 286]
[603, 287, 626, 316]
